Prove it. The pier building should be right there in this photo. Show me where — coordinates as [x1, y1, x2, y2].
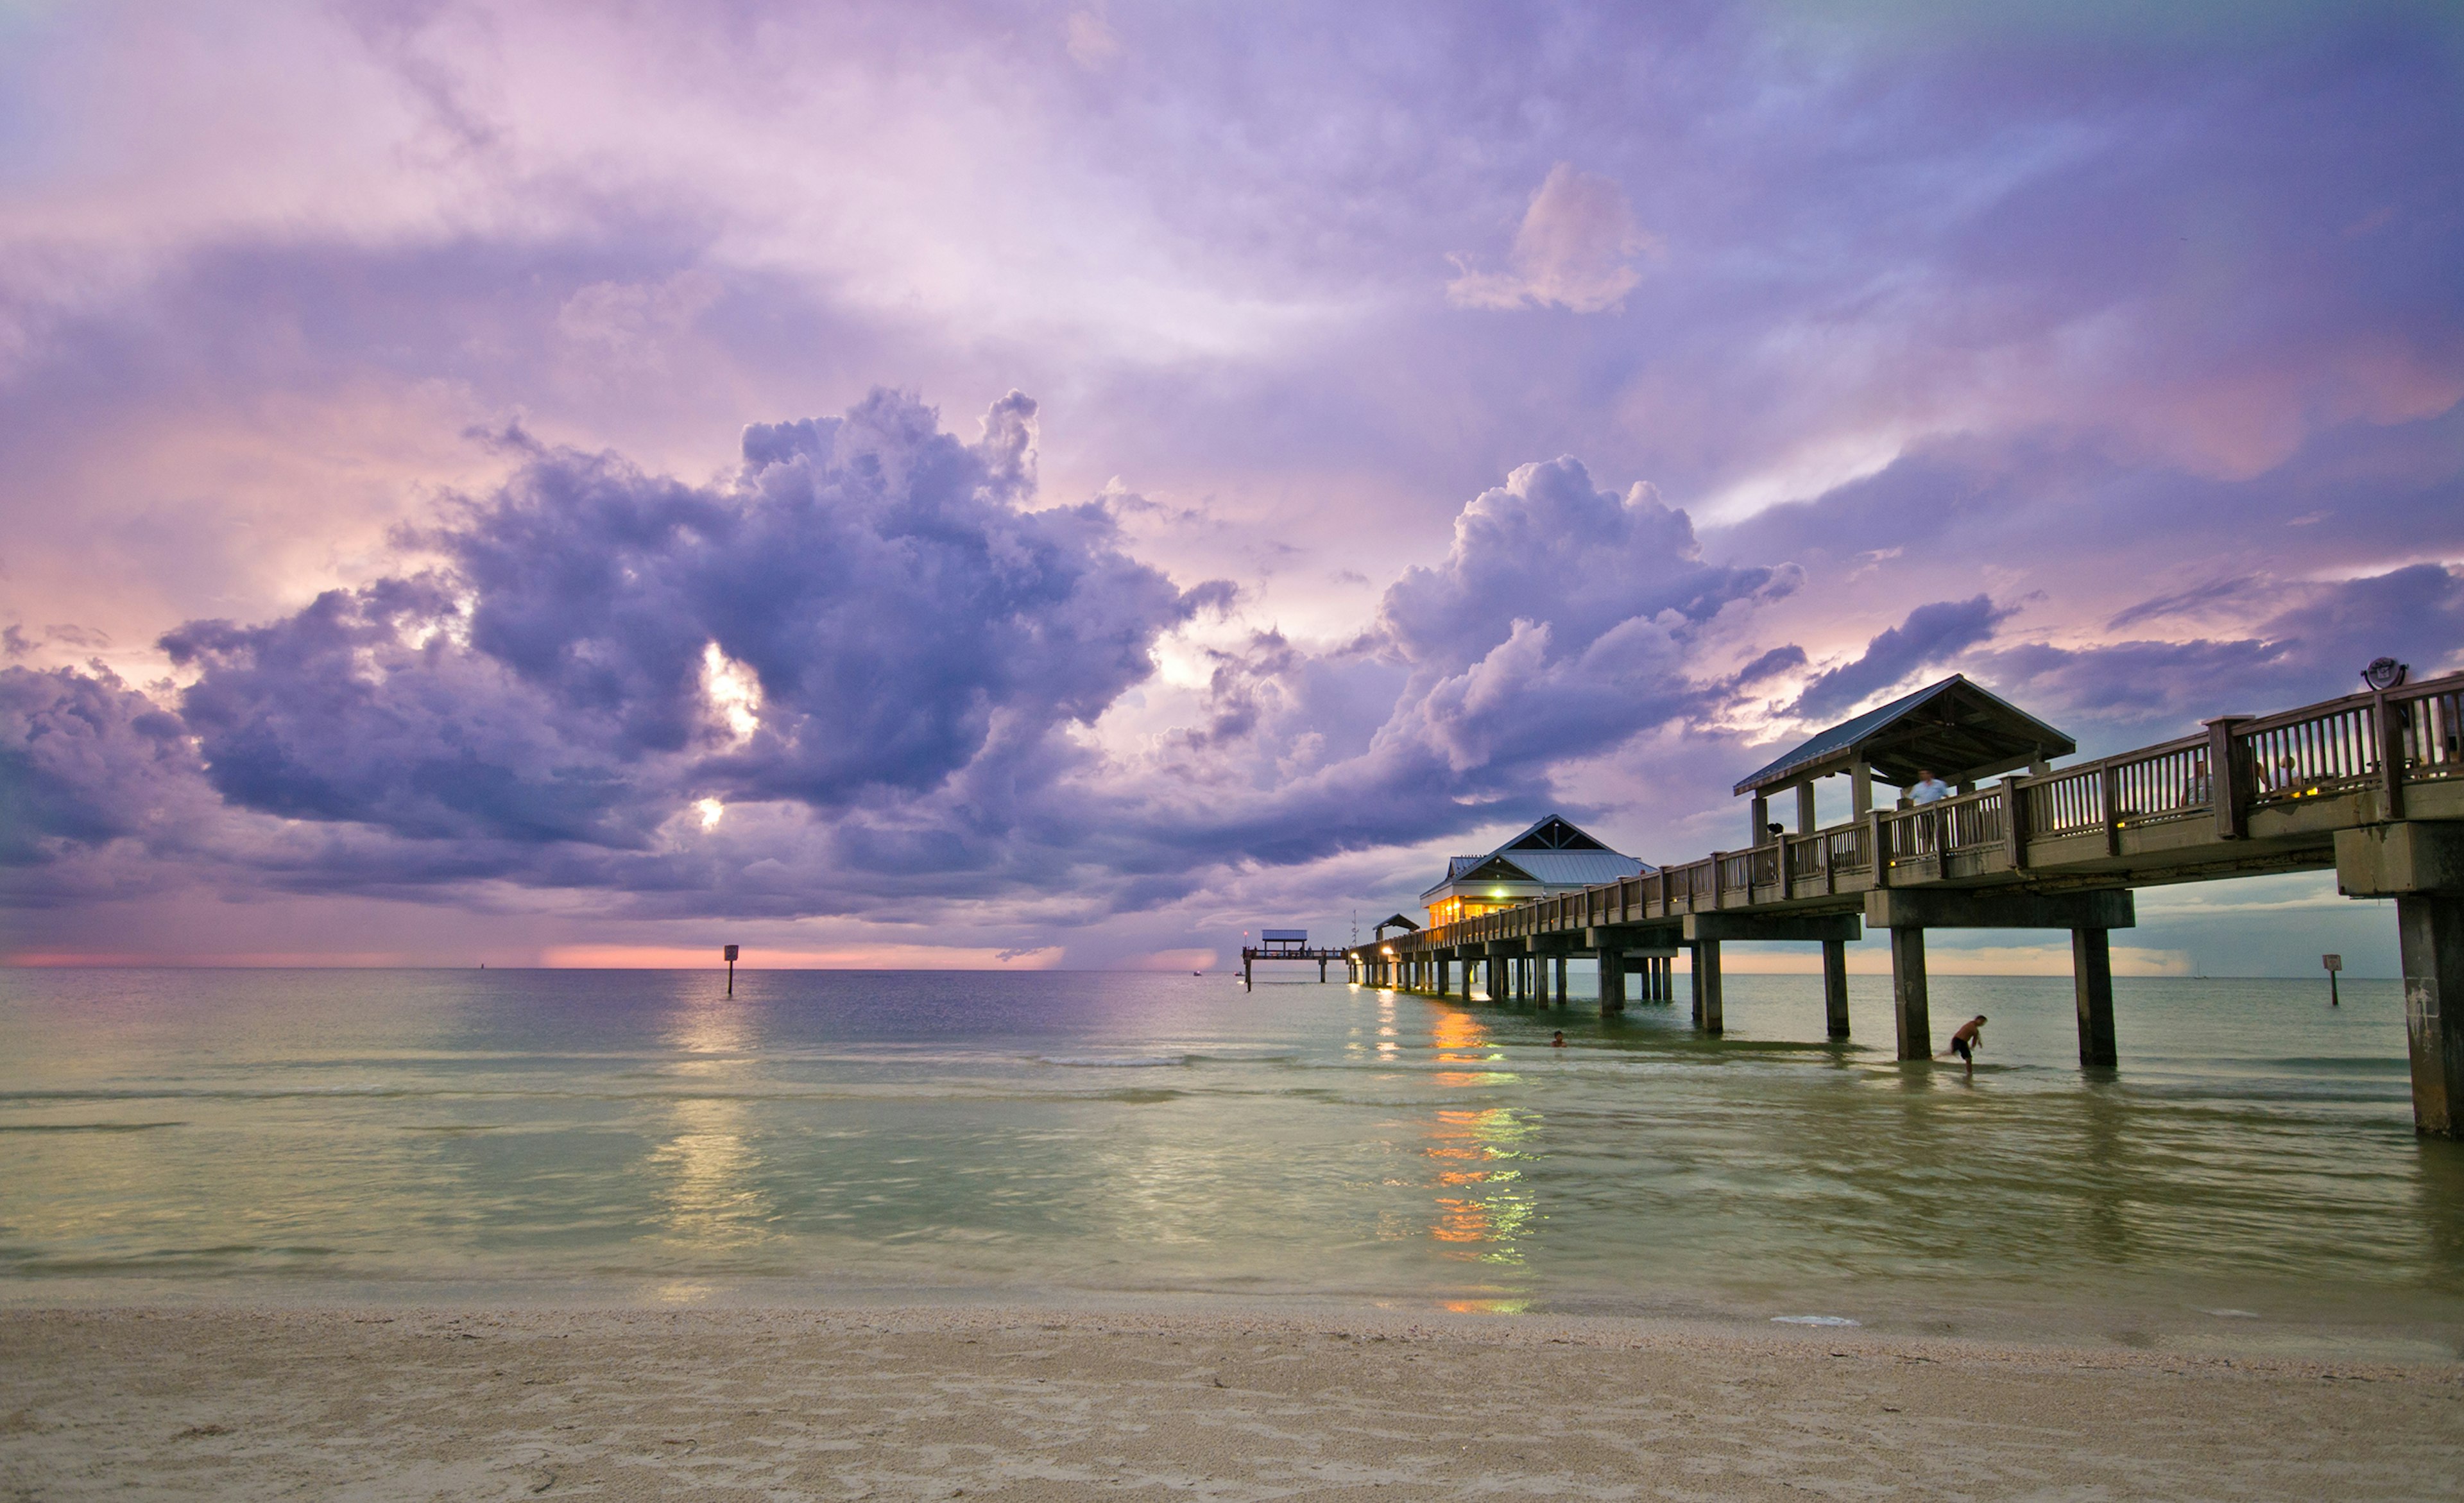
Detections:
[1344, 666, 2464, 1138]
[1410, 816, 1652, 1005]
[1421, 816, 1651, 927]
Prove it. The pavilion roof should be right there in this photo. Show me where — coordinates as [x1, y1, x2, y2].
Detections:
[1733, 675, 2075, 796]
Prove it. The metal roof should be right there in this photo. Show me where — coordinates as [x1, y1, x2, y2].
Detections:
[1733, 674, 2075, 796]
[1418, 815, 1650, 902]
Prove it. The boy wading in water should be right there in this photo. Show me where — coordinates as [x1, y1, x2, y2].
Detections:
[1946, 1015, 1986, 1076]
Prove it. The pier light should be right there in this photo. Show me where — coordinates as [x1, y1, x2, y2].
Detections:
[2362, 656, 2409, 691]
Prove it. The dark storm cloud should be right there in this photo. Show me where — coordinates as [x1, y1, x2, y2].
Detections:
[1980, 564, 2464, 743]
[0, 664, 200, 869]
[1109, 457, 1805, 869]
[1792, 596, 2017, 720]
[6, 406, 1820, 926]
[153, 390, 1205, 866]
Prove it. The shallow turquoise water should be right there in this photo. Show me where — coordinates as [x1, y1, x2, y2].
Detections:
[3, 967, 2459, 1350]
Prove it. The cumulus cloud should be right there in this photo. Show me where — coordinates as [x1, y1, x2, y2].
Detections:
[1447, 164, 1654, 314]
[3, 418, 1808, 930]
[0, 663, 202, 872]
[134, 390, 1208, 899]
[1792, 596, 2017, 719]
[1099, 456, 1806, 872]
[1980, 564, 2464, 737]
[1382, 457, 1795, 670]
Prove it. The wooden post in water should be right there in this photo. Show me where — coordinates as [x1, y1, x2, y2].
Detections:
[2323, 952, 2342, 1007]
[2073, 928, 2117, 1067]
[1822, 939, 1850, 1039]
[1697, 940, 1724, 1035]
[2395, 898, 2464, 1136]
[723, 943, 739, 997]
[1596, 943, 1625, 1015]
[1890, 927, 1931, 1060]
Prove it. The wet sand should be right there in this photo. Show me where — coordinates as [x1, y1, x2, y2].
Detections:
[3, 1305, 2460, 1500]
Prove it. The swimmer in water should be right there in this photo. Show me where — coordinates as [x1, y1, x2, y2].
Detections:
[1551, 1031, 1566, 1048]
[1946, 1015, 1987, 1076]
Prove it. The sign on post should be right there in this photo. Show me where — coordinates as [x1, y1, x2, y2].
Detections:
[724, 943, 740, 996]
[2323, 952, 2341, 1007]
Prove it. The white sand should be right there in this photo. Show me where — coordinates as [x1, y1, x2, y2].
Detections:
[3, 1304, 2459, 1500]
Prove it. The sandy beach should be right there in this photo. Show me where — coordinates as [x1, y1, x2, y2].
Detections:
[3, 1304, 2458, 1500]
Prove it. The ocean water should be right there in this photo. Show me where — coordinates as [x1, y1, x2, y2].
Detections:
[4, 966, 2460, 1355]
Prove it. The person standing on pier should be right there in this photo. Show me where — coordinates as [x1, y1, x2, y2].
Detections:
[1910, 769, 1952, 805]
[1946, 1015, 1987, 1076]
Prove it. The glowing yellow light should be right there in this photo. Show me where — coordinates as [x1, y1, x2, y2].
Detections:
[695, 798, 725, 830]
[702, 642, 762, 743]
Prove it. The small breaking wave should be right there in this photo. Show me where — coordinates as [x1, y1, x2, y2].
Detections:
[1034, 1054, 1192, 1069]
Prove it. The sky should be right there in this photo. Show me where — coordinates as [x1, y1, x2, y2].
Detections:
[2, 0, 2460, 976]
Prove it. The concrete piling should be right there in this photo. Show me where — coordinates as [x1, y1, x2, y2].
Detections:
[2072, 928, 2116, 1067]
[1597, 945, 1625, 1015]
[1890, 927, 1930, 1061]
[2336, 823, 2464, 1137]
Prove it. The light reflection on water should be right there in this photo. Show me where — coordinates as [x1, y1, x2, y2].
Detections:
[2, 966, 2460, 1345]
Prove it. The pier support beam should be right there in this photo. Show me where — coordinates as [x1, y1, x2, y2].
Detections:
[1596, 946, 1625, 1015]
[1823, 940, 1850, 1039]
[1695, 940, 1724, 1034]
[2073, 929, 2116, 1067]
[2395, 897, 2464, 1137]
[1889, 927, 1930, 1060]
[1553, 954, 1568, 1006]
[2336, 823, 2464, 1137]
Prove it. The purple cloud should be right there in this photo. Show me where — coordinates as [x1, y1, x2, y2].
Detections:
[153, 390, 1206, 869]
[1792, 596, 2017, 720]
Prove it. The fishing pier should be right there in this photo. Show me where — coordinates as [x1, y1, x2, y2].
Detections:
[1342, 667, 2464, 1137]
[1241, 929, 1346, 986]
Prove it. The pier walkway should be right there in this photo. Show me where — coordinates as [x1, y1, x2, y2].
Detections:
[1342, 669, 2464, 1136]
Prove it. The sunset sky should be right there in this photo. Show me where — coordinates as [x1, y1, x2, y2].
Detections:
[3, 1, 2459, 975]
